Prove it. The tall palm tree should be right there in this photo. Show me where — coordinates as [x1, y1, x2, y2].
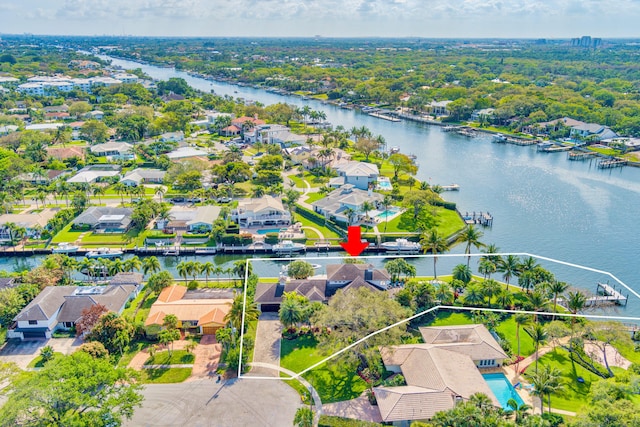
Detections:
[381, 195, 393, 232]
[92, 185, 106, 205]
[79, 257, 96, 281]
[497, 254, 520, 290]
[514, 313, 531, 361]
[526, 364, 564, 414]
[112, 182, 127, 205]
[506, 398, 531, 423]
[124, 255, 142, 273]
[192, 261, 203, 282]
[176, 261, 189, 282]
[481, 278, 501, 306]
[496, 288, 513, 309]
[526, 323, 548, 373]
[142, 256, 161, 276]
[201, 262, 215, 285]
[456, 225, 485, 267]
[566, 290, 587, 332]
[463, 283, 485, 306]
[548, 281, 569, 318]
[224, 294, 260, 333]
[361, 201, 374, 222]
[478, 259, 497, 279]
[108, 258, 124, 276]
[419, 229, 449, 279]
[279, 298, 304, 329]
[214, 265, 224, 284]
[452, 264, 472, 286]
[435, 282, 454, 304]
[526, 289, 550, 322]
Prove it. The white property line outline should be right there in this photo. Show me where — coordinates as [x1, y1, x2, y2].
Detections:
[237, 252, 640, 379]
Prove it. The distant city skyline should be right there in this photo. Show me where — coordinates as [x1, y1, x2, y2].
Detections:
[1, 0, 640, 39]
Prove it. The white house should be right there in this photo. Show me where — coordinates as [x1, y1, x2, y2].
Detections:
[67, 165, 121, 184]
[90, 142, 135, 160]
[312, 184, 383, 224]
[121, 168, 166, 186]
[165, 206, 221, 233]
[231, 196, 291, 227]
[429, 100, 453, 116]
[0, 210, 56, 242]
[333, 161, 379, 190]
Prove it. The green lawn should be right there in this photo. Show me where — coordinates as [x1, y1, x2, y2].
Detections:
[50, 224, 83, 244]
[292, 210, 342, 241]
[116, 339, 154, 368]
[244, 320, 258, 364]
[303, 192, 325, 204]
[122, 292, 157, 324]
[144, 350, 194, 365]
[140, 367, 192, 383]
[525, 348, 600, 412]
[27, 352, 64, 368]
[288, 172, 327, 189]
[383, 207, 464, 239]
[280, 335, 368, 403]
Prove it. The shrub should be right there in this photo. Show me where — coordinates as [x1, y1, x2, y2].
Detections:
[78, 341, 109, 359]
[264, 232, 279, 244]
[187, 280, 198, 290]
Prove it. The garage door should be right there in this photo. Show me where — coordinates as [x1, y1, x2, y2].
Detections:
[202, 326, 219, 335]
[22, 330, 47, 339]
[260, 304, 280, 313]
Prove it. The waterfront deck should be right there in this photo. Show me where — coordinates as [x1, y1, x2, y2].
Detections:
[368, 112, 401, 122]
[568, 151, 596, 161]
[598, 159, 627, 169]
[560, 282, 629, 308]
[462, 211, 493, 227]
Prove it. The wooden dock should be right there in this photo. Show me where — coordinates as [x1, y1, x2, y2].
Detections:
[462, 211, 493, 227]
[598, 159, 627, 169]
[583, 283, 629, 307]
[369, 112, 401, 122]
[568, 151, 596, 161]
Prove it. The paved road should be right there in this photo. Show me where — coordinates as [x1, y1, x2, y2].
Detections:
[124, 378, 301, 427]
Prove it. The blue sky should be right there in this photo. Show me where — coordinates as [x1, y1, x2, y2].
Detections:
[1, 0, 639, 38]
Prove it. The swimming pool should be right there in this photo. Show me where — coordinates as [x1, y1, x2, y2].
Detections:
[256, 228, 284, 235]
[377, 177, 393, 190]
[482, 373, 524, 409]
[376, 208, 400, 219]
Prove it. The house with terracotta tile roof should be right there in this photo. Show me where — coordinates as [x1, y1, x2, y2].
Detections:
[145, 285, 232, 335]
[374, 324, 509, 425]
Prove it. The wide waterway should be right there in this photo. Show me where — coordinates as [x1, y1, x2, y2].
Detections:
[9, 54, 640, 315]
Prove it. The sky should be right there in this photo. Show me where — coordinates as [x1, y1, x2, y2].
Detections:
[1, 0, 640, 38]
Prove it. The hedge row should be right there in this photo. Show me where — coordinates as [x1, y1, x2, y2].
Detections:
[220, 233, 253, 245]
[430, 199, 457, 210]
[319, 415, 381, 427]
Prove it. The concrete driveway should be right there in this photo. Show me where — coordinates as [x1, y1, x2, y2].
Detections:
[124, 378, 301, 427]
[250, 313, 282, 377]
[0, 337, 82, 369]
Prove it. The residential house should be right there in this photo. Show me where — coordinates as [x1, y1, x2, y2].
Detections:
[231, 116, 266, 133]
[145, 285, 232, 335]
[45, 111, 70, 120]
[121, 168, 166, 186]
[374, 324, 508, 426]
[255, 263, 389, 312]
[166, 146, 209, 160]
[311, 184, 383, 224]
[0, 209, 57, 242]
[72, 207, 133, 233]
[602, 137, 640, 151]
[0, 125, 19, 136]
[220, 124, 241, 136]
[16, 170, 67, 185]
[332, 161, 379, 190]
[531, 117, 618, 141]
[429, 100, 453, 116]
[0, 76, 19, 87]
[8, 284, 137, 339]
[284, 145, 314, 165]
[246, 124, 307, 147]
[160, 131, 184, 142]
[90, 141, 135, 160]
[470, 108, 495, 122]
[84, 110, 104, 120]
[111, 73, 139, 84]
[25, 123, 64, 132]
[67, 164, 121, 184]
[46, 145, 86, 161]
[164, 206, 221, 233]
[43, 105, 69, 113]
[231, 196, 291, 228]
[0, 277, 17, 291]
[109, 272, 144, 291]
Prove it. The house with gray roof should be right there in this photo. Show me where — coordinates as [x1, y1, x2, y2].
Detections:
[72, 207, 133, 232]
[120, 168, 166, 186]
[90, 141, 135, 160]
[311, 184, 383, 225]
[332, 161, 379, 190]
[165, 206, 221, 233]
[8, 284, 137, 339]
[67, 164, 121, 184]
[374, 324, 509, 425]
[254, 263, 388, 312]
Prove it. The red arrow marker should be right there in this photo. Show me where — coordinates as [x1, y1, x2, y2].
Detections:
[340, 226, 369, 257]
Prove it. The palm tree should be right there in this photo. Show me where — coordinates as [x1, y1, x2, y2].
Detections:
[176, 261, 189, 282]
[506, 398, 531, 423]
[251, 186, 265, 198]
[526, 364, 564, 414]
[381, 195, 393, 232]
[463, 283, 484, 306]
[496, 288, 513, 309]
[452, 264, 472, 286]
[481, 278, 501, 306]
[361, 201, 374, 222]
[526, 323, 548, 373]
[79, 257, 96, 281]
[419, 229, 449, 279]
[514, 313, 531, 361]
[548, 281, 569, 318]
[293, 407, 314, 427]
[566, 290, 587, 332]
[192, 261, 203, 282]
[92, 185, 106, 205]
[435, 282, 454, 304]
[108, 258, 124, 276]
[279, 298, 304, 329]
[478, 259, 497, 279]
[142, 256, 161, 276]
[456, 225, 485, 267]
[201, 262, 215, 285]
[526, 289, 550, 322]
[57, 181, 71, 207]
[343, 207, 356, 225]
[224, 294, 260, 333]
[124, 255, 142, 273]
[214, 265, 224, 284]
[35, 190, 46, 209]
[497, 254, 520, 290]
[112, 182, 127, 204]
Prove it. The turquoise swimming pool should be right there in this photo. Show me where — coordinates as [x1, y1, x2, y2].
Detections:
[256, 228, 284, 235]
[482, 373, 524, 409]
[377, 177, 393, 190]
[376, 208, 400, 219]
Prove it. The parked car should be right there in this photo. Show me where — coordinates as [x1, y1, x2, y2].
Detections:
[170, 197, 185, 203]
[217, 197, 232, 203]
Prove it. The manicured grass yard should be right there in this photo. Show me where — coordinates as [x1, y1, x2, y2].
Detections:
[50, 224, 83, 244]
[302, 192, 326, 204]
[27, 352, 64, 368]
[293, 211, 342, 241]
[288, 172, 327, 189]
[144, 350, 194, 365]
[280, 335, 368, 403]
[140, 367, 192, 383]
[525, 348, 599, 412]
[384, 207, 464, 238]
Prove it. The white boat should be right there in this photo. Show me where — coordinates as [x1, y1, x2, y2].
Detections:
[380, 238, 421, 253]
[52, 242, 79, 253]
[86, 248, 123, 259]
[272, 240, 306, 254]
